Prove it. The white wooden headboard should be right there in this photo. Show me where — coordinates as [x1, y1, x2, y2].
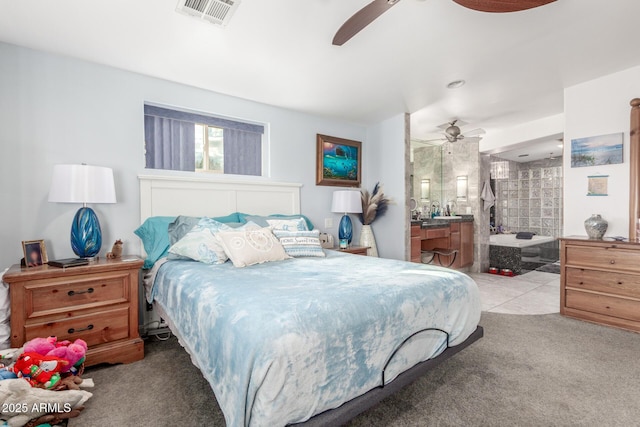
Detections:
[139, 175, 302, 222]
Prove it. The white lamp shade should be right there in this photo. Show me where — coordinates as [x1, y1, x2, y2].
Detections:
[331, 190, 363, 214]
[48, 164, 117, 204]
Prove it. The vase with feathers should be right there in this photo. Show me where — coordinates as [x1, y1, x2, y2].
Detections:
[358, 182, 390, 257]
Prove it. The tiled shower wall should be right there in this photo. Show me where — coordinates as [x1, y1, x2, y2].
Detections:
[491, 156, 563, 239]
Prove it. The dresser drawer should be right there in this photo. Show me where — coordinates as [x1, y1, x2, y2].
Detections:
[411, 225, 421, 237]
[25, 272, 129, 318]
[565, 245, 640, 273]
[565, 267, 640, 299]
[25, 306, 130, 347]
[565, 290, 640, 322]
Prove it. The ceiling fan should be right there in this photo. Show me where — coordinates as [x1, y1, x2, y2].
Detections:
[412, 120, 485, 153]
[333, 0, 557, 46]
[418, 120, 485, 143]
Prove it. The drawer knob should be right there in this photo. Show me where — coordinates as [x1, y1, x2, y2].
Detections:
[68, 288, 94, 296]
[610, 260, 616, 264]
[68, 324, 93, 334]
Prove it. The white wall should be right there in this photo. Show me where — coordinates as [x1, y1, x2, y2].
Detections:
[364, 114, 408, 260]
[0, 42, 371, 268]
[564, 65, 640, 237]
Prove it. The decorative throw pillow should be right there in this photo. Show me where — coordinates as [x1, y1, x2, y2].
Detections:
[273, 229, 326, 257]
[266, 218, 308, 231]
[215, 227, 291, 268]
[168, 218, 232, 264]
[238, 214, 315, 230]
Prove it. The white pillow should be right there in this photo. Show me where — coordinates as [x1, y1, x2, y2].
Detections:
[266, 218, 308, 231]
[273, 229, 326, 257]
[215, 227, 291, 268]
[168, 217, 232, 264]
[169, 227, 228, 264]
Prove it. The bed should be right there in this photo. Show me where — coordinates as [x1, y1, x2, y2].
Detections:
[138, 175, 483, 427]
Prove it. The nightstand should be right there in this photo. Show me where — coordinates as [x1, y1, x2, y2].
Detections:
[3, 257, 144, 367]
[334, 245, 370, 256]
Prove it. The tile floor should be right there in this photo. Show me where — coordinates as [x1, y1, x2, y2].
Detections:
[468, 270, 560, 315]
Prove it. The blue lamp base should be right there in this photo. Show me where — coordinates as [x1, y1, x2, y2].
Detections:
[71, 207, 103, 258]
[338, 214, 353, 244]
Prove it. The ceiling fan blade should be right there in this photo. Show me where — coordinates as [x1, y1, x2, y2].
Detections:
[451, 0, 556, 13]
[333, 0, 401, 46]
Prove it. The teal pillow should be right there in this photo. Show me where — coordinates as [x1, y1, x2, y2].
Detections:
[238, 213, 314, 230]
[213, 212, 243, 224]
[134, 216, 175, 269]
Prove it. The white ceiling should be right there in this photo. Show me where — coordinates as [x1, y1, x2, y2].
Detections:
[1, 0, 640, 142]
[490, 137, 564, 163]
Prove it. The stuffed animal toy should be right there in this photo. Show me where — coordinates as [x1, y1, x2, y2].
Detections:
[23, 337, 56, 355]
[47, 339, 87, 373]
[11, 352, 67, 389]
[106, 239, 123, 259]
[22, 337, 87, 374]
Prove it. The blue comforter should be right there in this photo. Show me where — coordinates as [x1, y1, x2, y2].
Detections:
[150, 251, 481, 426]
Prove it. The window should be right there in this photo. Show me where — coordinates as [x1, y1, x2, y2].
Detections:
[144, 104, 264, 176]
[195, 124, 224, 173]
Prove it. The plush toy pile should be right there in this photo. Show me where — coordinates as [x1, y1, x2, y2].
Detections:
[0, 336, 93, 427]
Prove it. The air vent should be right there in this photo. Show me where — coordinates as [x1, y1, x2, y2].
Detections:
[176, 0, 240, 26]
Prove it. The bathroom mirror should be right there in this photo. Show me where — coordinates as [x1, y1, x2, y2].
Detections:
[420, 179, 430, 200]
[456, 176, 468, 201]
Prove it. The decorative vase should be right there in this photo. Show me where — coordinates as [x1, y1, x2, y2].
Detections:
[584, 214, 608, 239]
[71, 206, 103, 258]
[359, 224, 379, 257]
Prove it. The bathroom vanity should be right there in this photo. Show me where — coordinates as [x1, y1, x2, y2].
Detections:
[411, 216, 474, 269]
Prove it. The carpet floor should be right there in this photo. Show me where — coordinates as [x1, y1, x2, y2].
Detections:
[71, 313, 640, 426]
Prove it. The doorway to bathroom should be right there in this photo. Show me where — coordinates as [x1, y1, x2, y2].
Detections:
[487, 137, 564, 274]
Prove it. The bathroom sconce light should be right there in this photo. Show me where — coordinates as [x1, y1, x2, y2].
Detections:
[421, 179, 430, 200]
[456, 176, 468, 201]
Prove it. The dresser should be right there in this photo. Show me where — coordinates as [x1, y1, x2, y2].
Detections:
[560, 237, 640, 333]
[3, 257, 144, 366]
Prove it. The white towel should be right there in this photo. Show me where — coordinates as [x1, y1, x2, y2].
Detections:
[480, 179, 495, 211]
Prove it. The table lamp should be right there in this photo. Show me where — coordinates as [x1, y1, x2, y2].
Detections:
[331, 190, 363, 244]
[48, 164, 116, 259]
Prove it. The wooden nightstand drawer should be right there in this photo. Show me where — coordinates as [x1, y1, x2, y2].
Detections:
[25, 306, 130, 347]
[565, 267, 640, 299]
[25, 272, 129, 318]
[566, 245, 640, 273]
[565, 290, 640, 322]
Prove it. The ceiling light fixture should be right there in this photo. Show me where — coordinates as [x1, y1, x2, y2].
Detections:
[446, 80, 466, 89]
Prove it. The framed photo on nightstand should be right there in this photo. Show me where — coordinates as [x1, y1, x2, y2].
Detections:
[22, 239, 48, 268]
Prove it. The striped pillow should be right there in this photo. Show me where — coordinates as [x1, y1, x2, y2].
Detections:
[273, 229, 326, 258]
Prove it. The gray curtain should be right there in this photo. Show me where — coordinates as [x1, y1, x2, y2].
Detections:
[144, 116, 195, 171]
[224, 128, 262, 176]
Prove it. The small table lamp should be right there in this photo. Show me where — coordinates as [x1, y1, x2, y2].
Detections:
[48, 164, 116, 259]
[331, 190, 363, 244]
